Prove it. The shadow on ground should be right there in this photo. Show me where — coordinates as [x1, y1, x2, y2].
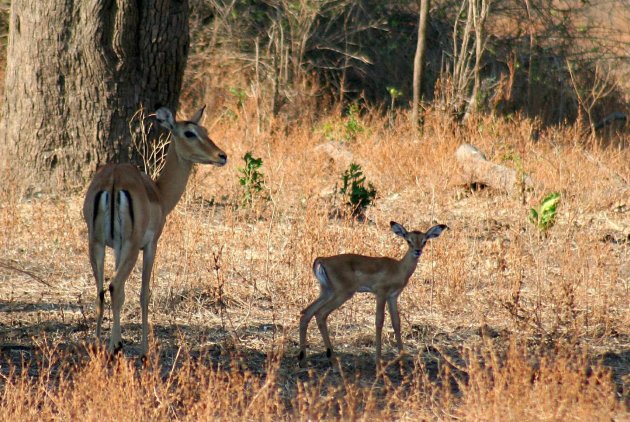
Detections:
[1, 303, 628, 409]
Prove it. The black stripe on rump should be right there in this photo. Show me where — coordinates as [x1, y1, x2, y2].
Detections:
[121, 190, 134, 228]
[93, 191, 103, 227]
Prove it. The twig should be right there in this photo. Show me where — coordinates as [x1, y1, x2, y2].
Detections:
[0, 260, 52, 288]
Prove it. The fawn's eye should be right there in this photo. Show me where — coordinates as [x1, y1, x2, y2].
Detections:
[184, 130, 196, 139]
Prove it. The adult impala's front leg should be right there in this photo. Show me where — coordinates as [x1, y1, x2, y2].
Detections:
[140, 241, 157, 357]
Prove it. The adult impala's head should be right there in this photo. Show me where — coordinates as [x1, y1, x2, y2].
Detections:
[391, 221, 448, 258]
[155, 106, 227, 167]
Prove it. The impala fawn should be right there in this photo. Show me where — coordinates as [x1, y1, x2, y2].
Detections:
[299, 221, 448, 366]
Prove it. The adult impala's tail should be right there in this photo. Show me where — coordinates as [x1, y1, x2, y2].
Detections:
[89, 175, 135, 254]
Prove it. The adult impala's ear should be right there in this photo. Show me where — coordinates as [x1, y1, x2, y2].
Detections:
[155, 107, 175, 130]
[189, 105, 206, 124]
[426, 224, 448, 239]
[390, 221, 408, 238]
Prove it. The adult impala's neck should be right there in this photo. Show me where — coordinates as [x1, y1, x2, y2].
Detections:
[155, 146, 193, 216]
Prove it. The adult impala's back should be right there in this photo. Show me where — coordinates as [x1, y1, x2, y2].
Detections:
[83, 106, 227, 355]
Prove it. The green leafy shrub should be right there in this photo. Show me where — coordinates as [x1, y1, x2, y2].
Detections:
[238, 152, 265, 206]
[343, 104, 364, 141]
[529, 192, 561, 232]
[317, 104, 366, 142]
[229, 87, 247, 109]
[336, 163, 377, 219]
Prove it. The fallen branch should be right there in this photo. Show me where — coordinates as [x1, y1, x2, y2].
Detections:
[0, 260, 52, 288]
[455, 143, 533, 194]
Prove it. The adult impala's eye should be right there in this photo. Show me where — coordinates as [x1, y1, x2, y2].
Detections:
[184, 130, 196, 139]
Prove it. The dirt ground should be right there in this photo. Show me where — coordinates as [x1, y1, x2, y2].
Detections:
[1, 116, 629, 418]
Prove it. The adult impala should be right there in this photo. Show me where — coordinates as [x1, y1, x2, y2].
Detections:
[83, 106, 227, 355]
[299, 221, 448, 367]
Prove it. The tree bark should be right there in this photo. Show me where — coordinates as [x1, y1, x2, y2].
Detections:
[412, 0, 430, 130]
[467, 0, 491, 117]
[1, 0, 190, 191]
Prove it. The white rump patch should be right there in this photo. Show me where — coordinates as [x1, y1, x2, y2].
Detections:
[97, 191, 112, 241]
[313, 261, 331, 290]
[114, 191, 131, 247]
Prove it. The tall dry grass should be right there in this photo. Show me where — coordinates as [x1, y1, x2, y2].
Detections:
[1, 101, 629, 419]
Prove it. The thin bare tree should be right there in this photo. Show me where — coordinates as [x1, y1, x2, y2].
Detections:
[412, 0, 431, 129]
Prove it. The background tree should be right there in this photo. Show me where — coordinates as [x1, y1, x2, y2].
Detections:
[412, 0, 430, 129]
[0, 0, 190, 191]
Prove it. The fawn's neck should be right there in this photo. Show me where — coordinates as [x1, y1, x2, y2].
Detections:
[400, 248, 421, 280]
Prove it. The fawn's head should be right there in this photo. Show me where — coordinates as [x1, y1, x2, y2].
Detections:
[155, 106, 228, 166]
[390, 221, 448, 258]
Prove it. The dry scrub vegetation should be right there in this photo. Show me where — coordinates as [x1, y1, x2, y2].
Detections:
[1, 106, 629, 420]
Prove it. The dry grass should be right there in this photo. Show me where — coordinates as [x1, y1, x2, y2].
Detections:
[1, 106, 629, 420]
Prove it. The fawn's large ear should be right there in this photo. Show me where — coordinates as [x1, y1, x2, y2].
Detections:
[155, 107, 175, 130]
[390, 221, 408, 238]
[426, 224, 448, 239]
[189, 105, 206, 124]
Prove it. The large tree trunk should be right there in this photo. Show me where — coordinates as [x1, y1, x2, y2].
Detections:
[0, 1, 189, 191]
[412, 0, 430, 130]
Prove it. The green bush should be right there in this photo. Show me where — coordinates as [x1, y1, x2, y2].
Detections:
[529, 192, 561, 232]
[337, 163, 377, 219]
[238, 152, 265, 206]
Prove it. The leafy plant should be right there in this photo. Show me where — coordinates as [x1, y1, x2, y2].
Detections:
[238, 152, 265, 206]
[229, 87, 247, 109]
[343, 104, 364, 141]
[316, 104, 365, 142]
[337, 163, 377, 219]
[529, 192, 561, 232]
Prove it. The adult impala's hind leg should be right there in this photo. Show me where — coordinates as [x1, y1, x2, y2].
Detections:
[108, 242, 139, 353]
[89, 191, 109, 341]
[89, 240, 106, 340]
